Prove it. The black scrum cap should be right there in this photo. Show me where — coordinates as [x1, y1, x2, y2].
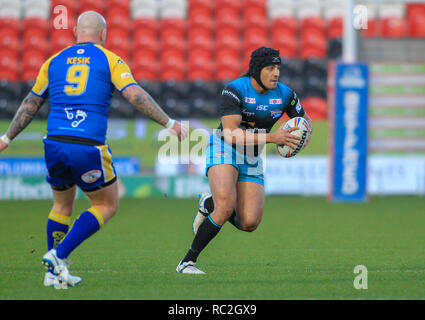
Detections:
[248, 47, 281, 91]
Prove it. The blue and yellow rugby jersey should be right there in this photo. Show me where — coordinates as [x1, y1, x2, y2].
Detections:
[31, 42, 137, 144]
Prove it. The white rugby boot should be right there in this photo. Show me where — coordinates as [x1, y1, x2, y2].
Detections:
[176, 261, 206, 274]
[192, 192, 212, 235]
[42, 249, 82, 288]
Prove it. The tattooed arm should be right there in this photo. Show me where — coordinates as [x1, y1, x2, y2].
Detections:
[122, 84, 188, 141]
[0, 93, 44, 152]
[122, 84, 170, 126]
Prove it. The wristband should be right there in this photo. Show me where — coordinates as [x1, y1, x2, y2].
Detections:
[1, 134, 11, 145]
[165, 118, 175, 129]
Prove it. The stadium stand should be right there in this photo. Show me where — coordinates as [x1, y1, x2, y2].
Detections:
[0, 0, 423, 119]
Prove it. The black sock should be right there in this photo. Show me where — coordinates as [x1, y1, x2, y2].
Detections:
[183, 217, 221, 263]
[227, 211, 240, 229]
[204, 196, 240, 229]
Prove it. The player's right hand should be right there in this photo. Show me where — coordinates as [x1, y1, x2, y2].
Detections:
[271, 126, 301, 149]
[0, 140, 8, 153]
[169, 120, 189, 141]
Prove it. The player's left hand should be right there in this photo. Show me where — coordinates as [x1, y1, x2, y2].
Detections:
[169, 120, 189, 141]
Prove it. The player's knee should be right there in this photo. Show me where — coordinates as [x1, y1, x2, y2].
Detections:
[214, 198, 236, 218]
[238, 216, 260, 232]
[240, 222, 259, 232]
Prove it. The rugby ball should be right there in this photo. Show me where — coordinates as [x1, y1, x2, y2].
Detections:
[276, 117, 311, 158]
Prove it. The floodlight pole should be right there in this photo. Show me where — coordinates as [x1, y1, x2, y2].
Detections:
[343, 0, 357, 62]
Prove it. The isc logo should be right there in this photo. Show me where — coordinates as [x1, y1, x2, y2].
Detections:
[256, 105, 268, 111]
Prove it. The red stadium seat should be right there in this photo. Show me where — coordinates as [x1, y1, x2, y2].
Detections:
[21, 49, 46, 81]
[23, 18, 49, 35]
[106, 28, 131, 48]
[0, 69, 18, 81]
[300, 16, 326, 36]
[272, 33, 297, 59]
[133, 67, 157, 81]
[382, 16, 406, 38]
[0, 18, 20, 38]
[243, 5, 266, 19]
[22, 49, 46, 70]
[51, 0, 80, 14]
[50, 29, 75, 55]
[243, 0, 266, 9]
[216, 8, 241, 30]
[160, 54, 186, 81]
[361, 19, 381, 37]
[408, 13, 425, 37]
[188, 32, 214, 52]
[133, 48, 158, 64]
[300, 46, 326, 59]
[187, 53, 214, 81]
[133, 32, 158, 53]
[188, 10, 214, 33]
[106, 0, 130, 13]
[328, 17, 343, 39]
[80, 0, 105, 15]
[161, 34, 186, 54]
[215, 66, 242, 82]
[0, 49, 19, 66]
[216, 24, 240, 40]
[160, 18, 186, 37]
[243, 30, 268, 54]
[243, 13, 267, 31]
[216, 49, 242, 76]
[244, 26, 268, 40]
[133, 56, 158, 81]
[216, 0, 240, 12]
[216, 32, 240, 53]
[23, 31, 49, 54]
[271, 16, 297, 36]
[300, 97, 327, 120]
[188, 0, 214, 16]
[106, 33, 131, 61]
[300, 31, 326, 59]
[0, 29, 20, 52]
[188, 47, 213, 63]
[133, 18, 158, 37]
[106, 10, 131, 32]
[187, 69, 213, 82]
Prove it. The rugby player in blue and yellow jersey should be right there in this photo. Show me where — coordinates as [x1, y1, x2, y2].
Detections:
[176, 47, 313, 274]
[0, 11, 188, 288]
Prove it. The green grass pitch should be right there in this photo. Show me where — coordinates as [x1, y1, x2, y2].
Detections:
[0, 195, 424, 300]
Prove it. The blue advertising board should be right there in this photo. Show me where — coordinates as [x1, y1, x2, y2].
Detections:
[330, 63, 369, 202]
[0, 157, 140, 176]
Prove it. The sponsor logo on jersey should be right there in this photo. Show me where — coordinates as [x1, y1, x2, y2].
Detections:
[67, 57, 91, 64]
[270, 110, 282, 119]
[77, 49, 85, 54]
[81, 170, 102, 183]
[245, 97, 256, 103]
[269, 98, 282, 104]
[222, 89, 240, 103]
[121, 72, 132, 79]
[296, 100, 302, 113]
